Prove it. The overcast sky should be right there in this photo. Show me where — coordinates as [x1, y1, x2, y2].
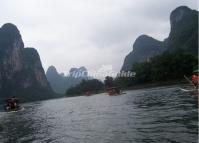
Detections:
[0, 0, 198, 75]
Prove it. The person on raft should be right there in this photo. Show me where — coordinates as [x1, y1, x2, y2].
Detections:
[5, 96, 18, 110]
[191, 73, 198, 88]
[11, 96, 17, 109]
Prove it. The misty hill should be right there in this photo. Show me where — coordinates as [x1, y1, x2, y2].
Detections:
[168, 6, 198, 54]
[46, 66, 90, 94]
[0, 23, 54, 101]
[121, 6, 198, 71]
[121, 35, 167, 71]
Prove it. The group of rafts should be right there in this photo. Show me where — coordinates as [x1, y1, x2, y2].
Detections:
[106, 70, 199, 96]
[3, 70, 198, 112]
[106, 87, 122, 96]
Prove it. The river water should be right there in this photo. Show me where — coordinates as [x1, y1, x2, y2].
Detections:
[0, 85, 198, 143]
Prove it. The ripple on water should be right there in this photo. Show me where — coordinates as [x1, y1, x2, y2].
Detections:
[0, 85, 198, 143]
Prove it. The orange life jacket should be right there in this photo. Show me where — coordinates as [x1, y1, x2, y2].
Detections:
[192, 75, 198, 82]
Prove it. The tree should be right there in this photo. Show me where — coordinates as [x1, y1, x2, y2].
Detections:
[104, 76, 114, 88]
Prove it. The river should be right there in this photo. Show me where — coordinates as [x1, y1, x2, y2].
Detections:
[0, 85, 198, 143]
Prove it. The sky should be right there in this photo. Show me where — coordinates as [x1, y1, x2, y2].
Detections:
[0, 0, 198, 76]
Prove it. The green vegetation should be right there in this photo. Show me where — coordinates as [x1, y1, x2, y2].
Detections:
[116, 50, 198, 88]
[66, 79, 104, 96]
[104, 76, 115, 88]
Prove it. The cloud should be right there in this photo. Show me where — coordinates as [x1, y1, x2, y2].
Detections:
[0, 0, 197, 78]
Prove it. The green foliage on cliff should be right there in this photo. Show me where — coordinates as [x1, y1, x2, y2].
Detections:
[136, 50, 197, 82]
[116, 50, 198, 87]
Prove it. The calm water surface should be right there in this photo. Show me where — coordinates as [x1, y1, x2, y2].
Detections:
[0, 85, 198, 143]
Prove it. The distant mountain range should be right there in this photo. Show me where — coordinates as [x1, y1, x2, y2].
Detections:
[121, 6, 198, 71]
[46, 66, 91, 94]
[0, 6, 197, 101]
[0, 23, 54, 101]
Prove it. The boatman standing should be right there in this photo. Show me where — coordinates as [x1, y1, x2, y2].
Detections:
[191, 73, 198, 88]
